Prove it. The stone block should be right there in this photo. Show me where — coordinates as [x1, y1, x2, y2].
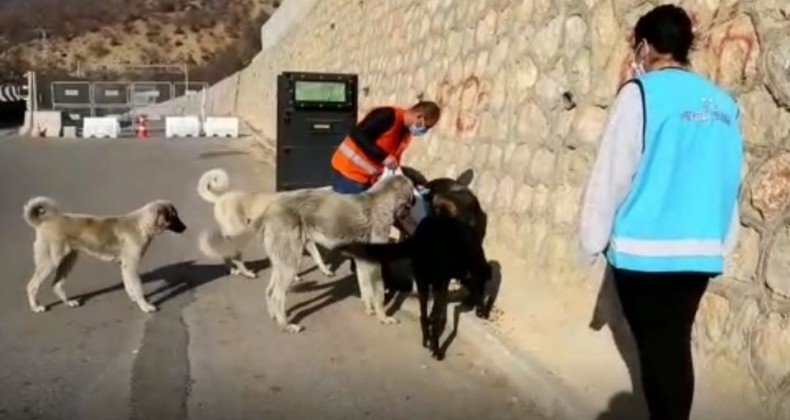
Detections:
[476, 8, 497, 47]
[763, 26, 790, 110]
[528, 147, 556, 186]
[487, 144, 505, 169]
[564, 15, 588, 52]
[556, 148, 596, 187]
[515, 0, 535, 24]
[724, 225, 761, 284]
[569, 49, 592, 96]
[496, 212, 521, 252]
[693, 292, 731, 353]
[573, 105, 608, 146]
[702, 14, 761, 93]
[517, 102, 549, 143]
[532, 15, 564, 66]
[512, 184, 534, 215]
[475, 171, 498, 209]
[526, 219, 550, 261]
[766, 225, 790, 298]
[553, 184, 582, 227]
[738, 87, 788, 147]
[512, 56, 539, 98]
[749, 153, 790, 222]
[535, 71, 565, 111]
[489, 71, 508, 111]
[472, 142, 490, 169]
[494, 175, 516, 213]
[589, 0, 618, 71]
[750, 313, 790, 392]
[530, 184, 550, 219]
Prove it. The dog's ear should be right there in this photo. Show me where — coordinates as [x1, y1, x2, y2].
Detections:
[154, 204, 171, 230]
[455, 169, 474, 187]
[432, 195, 458, 217]
[153, 202, 177, 227]
[400, 166, 429, 187]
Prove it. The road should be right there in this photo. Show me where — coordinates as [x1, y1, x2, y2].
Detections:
[0, 136, 543, 420]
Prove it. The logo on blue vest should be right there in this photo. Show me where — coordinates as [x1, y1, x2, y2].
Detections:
[681, 97, 732, 126]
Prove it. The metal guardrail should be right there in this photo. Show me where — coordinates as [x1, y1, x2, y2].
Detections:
[50, 80, 208, 125]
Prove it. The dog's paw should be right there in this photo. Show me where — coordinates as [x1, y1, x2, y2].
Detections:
[320, 269, 335, 277]
[140, 303, 158, 313]
[66, 299, 81, 308]
[431, 350, 446, 361]
[379, 316, 399, 325]
[31, 305, 47, 313]
[284, 323, 305, 333]
[364, 306, 376, 316]
[232, 268, 257, 279]
[293, 275, 303, 283]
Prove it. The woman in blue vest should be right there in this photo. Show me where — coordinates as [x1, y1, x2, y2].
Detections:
[578, 5, 743, 419]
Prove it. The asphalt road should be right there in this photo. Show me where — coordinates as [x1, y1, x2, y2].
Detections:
[0, 136, 544, 420]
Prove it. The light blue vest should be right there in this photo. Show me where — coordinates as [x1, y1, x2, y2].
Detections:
[605, 68, 743, 274]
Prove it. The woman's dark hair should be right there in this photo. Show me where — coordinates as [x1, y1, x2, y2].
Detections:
[634, 4, 695, 65]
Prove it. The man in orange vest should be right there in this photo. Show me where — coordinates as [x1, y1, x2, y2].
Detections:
[331, 101, 442, 194]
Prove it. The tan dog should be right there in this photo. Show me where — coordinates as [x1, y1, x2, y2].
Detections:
[22, 196, 187, 314]
[199, 174, 416, 333]
[197, 168, 333, 280]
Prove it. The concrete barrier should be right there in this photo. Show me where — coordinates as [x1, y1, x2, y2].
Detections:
[82, 117, 120, 138]
[32, 111, 62, 138]
[165, 116, 201, 138]
[203, 117, 239, 137]
[62, 126, 78, 138]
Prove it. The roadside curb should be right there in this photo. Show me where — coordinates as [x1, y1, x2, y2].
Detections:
[395, 296, 597, 420]
[238, 120, 275, 167]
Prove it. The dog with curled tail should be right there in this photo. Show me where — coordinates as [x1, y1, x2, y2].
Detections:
[22, 196, 187, 314]
[197, 168, 334, 281]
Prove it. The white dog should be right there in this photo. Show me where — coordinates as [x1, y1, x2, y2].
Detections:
[197, 168, 334, 281]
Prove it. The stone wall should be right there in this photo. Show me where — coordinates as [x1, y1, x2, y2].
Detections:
[212, 0, 790, 417]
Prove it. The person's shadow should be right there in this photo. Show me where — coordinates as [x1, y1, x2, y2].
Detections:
[590, 264, 649, 419]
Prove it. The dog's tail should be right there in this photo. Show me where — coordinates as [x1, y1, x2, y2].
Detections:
[23, 196, 60, 228]
[338, 238, 415, 262]
[197, 168, 231, 204]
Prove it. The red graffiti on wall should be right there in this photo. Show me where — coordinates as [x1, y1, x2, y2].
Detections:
[709, 22, 759, 86]
[615, 12, 759, 88]
[435, 75, 489, 135]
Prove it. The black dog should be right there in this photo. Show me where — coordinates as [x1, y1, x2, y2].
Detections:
[383, 169, 489, 299]
[399, 167, 487, 243]
[339, 214, 492, 361]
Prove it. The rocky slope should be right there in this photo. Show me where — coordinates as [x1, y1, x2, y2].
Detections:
[0, 0, 280, 83]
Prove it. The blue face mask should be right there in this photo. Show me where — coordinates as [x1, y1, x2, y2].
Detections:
[409, 124, 428, 136]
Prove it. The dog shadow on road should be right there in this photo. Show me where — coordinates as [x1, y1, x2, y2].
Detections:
[286, 274, 358, 324]
[436, 259, 503, 357]
[71, 259, 271, 308]
[589, 264, 649, 420]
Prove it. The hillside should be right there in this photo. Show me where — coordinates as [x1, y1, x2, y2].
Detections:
[0, 0, 280, 84]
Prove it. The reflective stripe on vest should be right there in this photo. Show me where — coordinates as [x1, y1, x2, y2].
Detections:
[338, 142, 378, 175]
[610, 237, 723, 257]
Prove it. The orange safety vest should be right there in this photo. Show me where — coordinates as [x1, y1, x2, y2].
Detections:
[331, 107, 412, 184]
